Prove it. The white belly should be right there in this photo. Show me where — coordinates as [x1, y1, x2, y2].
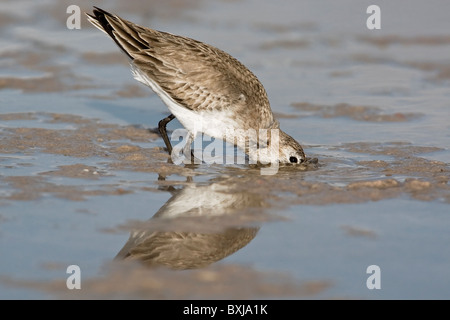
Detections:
[131, 63, 240, 140]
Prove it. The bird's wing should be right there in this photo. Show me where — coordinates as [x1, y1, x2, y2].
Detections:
[86, 7, 271, 123]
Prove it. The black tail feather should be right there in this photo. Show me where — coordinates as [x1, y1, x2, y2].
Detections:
[86, 7, 134, 60]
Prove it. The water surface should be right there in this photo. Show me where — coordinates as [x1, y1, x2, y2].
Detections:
[0, 0, 449, 299]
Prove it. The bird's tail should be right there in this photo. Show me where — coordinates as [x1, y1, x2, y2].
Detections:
[85, 7, 148, 60]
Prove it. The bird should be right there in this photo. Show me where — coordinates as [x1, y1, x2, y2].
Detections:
[86, 7, 307, 165]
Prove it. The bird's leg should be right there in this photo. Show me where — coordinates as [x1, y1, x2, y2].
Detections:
[158, 114, 175, 154]
[183, 132, 195, 164]
[158, 114, 198, 164]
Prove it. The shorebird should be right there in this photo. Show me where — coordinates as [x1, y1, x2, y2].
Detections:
[86, 7, 306, 165]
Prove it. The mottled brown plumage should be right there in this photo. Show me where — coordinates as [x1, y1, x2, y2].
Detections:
[86, 7, 306, 164]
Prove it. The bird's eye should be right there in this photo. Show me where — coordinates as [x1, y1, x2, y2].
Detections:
[289, 156, 298, 163]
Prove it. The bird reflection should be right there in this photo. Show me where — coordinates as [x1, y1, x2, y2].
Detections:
[115, 179, 266, 270]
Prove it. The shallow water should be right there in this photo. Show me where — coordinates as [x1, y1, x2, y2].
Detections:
[0, 0, 449, 299]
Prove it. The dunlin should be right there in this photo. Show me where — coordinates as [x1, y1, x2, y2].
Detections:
[86, 7, 306, 164]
